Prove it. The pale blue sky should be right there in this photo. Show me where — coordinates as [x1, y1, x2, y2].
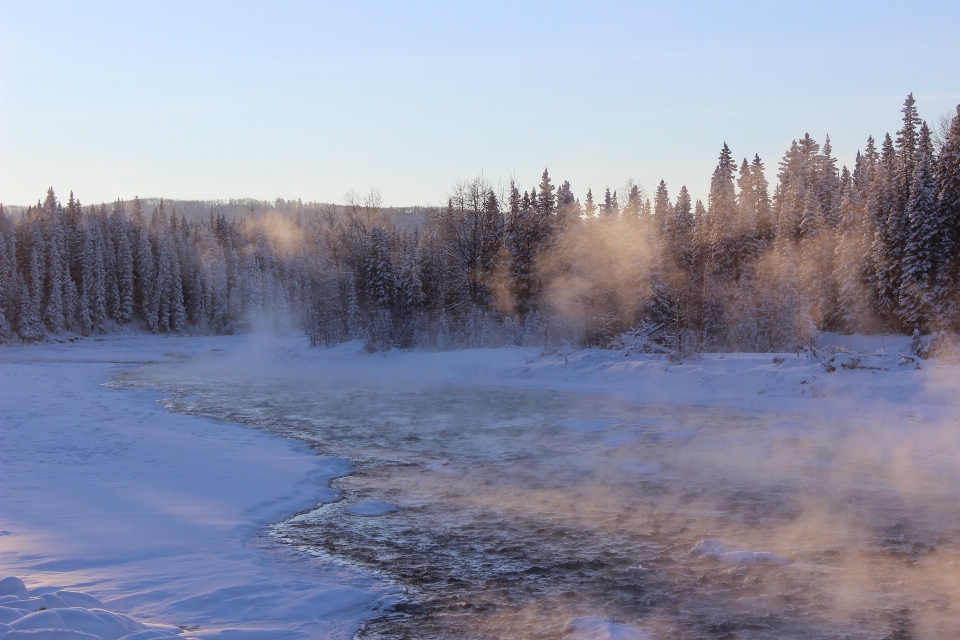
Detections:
[2, 0, 958, 207]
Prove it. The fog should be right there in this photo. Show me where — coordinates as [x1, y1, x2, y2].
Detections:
[111, 342, 960, 639]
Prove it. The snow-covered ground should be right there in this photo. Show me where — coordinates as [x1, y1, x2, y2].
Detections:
[0, 335, 397, 639]
[3, 332, 960, 639]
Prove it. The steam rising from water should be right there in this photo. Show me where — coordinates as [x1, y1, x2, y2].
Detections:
[115, 347, 960, 639]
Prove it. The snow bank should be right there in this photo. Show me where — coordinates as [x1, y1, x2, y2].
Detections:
[0, 577, 184, 640]
[0, 336, 395, 638]
[689, 539, 791, 566]
[0, 576, 317, 640]
[562, 616, 654, 640]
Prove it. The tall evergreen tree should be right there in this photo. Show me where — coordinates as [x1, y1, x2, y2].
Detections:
[896, 93, 921, 205]
[583, 188, 596, 218]
[653, 180, 671, 236]
[935, 105, 960, 327]
[835, 165, 870, 332]
[750, 155, 773, 244]
[899, 121, 939, 330]
[872, 133, 901, 325]
[707, 143, 741, 282]
[816, 135, 842, 228]
[44, 233, 65, 332]
[537, 168, 555, 216]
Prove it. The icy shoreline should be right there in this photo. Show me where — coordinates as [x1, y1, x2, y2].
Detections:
[0, 336, 396, 639]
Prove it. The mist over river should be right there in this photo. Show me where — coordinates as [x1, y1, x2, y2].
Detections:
[114, 346, 960, 640]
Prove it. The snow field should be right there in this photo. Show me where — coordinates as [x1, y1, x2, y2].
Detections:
[0, 336, 396, 639]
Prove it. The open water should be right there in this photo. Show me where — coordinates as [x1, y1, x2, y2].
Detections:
[115, 353, 960, 639]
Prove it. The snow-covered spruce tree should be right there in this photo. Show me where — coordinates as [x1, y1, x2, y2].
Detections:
[113, 204, 135, 325]
[363, 225, 394, 349]
[896, 94, 921, 213]
[44, 232, 65, 333]
[834, 165, 871, 332]
[208, 241, 229, 333]
[93, 231, 108, 333]
[0, 223, 16, 340]
[704, 143, 741, 345]
[935, 105, 960, 329]
[747, 155, 774, 246]
[583, 188, 596, 219]
[63, 192, 83, 292]
[506, 186, 539, 322]
[774, 134, 820, 246]
[728, 272, 761, 351]
[663, 187, 702, 354]
[394, 230, 426, 347]
[602, 187, 616, 218]
[643, 180, 674, 329]
[798, 187, 835, 329]
[874, 94, 923, 328]
[773, 241, 814, 349]
[898, 121, 940, 331]
[871, 133, 901, 326]
[536, 168, 556, 219]
[653, 180, 672, 238]
[20, 241, 45, 342]
[815, 135, 842, 228]
[78, 217, 108, 335]
[132, 199, 157, 331]
[622, 183, 641, 221]
[241, 249, 264, 329]
[169, 246, 187, 334]
[87, 207, 113, 325]
[555, 180, 579, 235]
[550, 180, 580, 287]
[853, 142, 881, 327]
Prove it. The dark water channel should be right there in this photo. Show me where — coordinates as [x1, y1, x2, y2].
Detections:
[114, 357, 960, 640]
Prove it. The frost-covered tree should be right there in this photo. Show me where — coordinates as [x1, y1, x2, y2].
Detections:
[44, 233, 65, 332]
[708, 143, 741, 282]
[815, 135, 842, 228]
[871, 133, 901, 325]
[365, 225, 394, 309]
[583, 188, 596, 219]
[3, 95, 954, 350]
[935, 105, 960, 327]
[899, 122, 939, 330]
[834, 165, 870, 332]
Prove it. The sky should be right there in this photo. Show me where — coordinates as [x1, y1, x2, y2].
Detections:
[1, 0, 959, 208]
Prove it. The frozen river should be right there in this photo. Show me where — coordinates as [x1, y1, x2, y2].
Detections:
[116, 344, 960, 640]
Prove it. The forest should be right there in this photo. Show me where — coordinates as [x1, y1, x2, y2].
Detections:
[1, 95, 959, 354]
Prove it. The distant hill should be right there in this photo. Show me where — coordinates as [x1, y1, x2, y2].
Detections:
[3, 197, 433, 233]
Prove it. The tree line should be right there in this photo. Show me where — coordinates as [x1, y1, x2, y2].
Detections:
[1, 95, 958, 353]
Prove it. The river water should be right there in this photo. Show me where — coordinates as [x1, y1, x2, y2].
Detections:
[114, 352, 960, 639]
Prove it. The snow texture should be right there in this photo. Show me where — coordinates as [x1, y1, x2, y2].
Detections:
[689, 539, 791, 566]
[0, 583, 185, 640]
[0, 336, 395, 639]
[562, 616, 654, 640]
